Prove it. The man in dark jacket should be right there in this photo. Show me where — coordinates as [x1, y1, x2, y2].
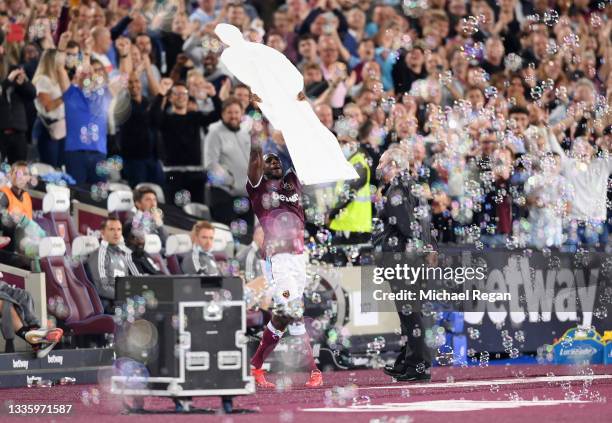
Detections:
[0, 66, 35, 163]
[151, 78, 221, 204]
[373, 145, 434, 382]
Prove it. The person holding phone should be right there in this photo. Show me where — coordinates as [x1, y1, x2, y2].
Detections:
[0, 63, 35, 163]
[32, 49, 66, 168]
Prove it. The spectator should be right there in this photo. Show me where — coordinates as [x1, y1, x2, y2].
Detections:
[124, 186, 168, 245]
[32, 49, 66, 168]
[237, 222, 265, 281]
[0, 63, 35, 164]
[55, 32, 115, 185]
[181, 220, 220, 275]
[549, 136, 612, 251]
[189, 0, 218, 26]
[296, 33, 319, 70]
[130, 44, 161, 99]
[151, 78, 221, 204]
[87, 217, 140, 313]
[90, 26, 114, 74]
[118, 71, 164, 187]
[524, 153, 572, 249]
[204, 97, 253, 230]
[431, 184, 457, 244]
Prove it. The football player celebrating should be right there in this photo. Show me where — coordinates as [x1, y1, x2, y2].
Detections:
[247, 95, 322, 389]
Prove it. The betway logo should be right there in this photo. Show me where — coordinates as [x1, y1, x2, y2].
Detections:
[271, 191, 299, 203]
[13, 359, 28, 369]
[47, 354, 63, 365]
[559, 346, 598, 356]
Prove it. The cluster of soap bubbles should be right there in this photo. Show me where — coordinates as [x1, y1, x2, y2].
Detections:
[201, 35, 224, 55]
[230, 218, 248, 236]
[113, 295, 149, 325]
[80, 387, 101, 406]
[233, 197, 250, 214]
[95, 156, 123, 177]
[90, 182, 110, 201]
[47, 296, 70, 319]
[174, 189, 191, 207]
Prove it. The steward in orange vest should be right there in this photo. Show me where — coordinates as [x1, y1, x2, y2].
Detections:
[0, 162, 33, 220]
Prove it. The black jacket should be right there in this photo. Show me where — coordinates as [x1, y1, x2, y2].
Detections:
[0, 72, 35, 132]
[150, 94, 221, 167]
[374, 173, 435, 253]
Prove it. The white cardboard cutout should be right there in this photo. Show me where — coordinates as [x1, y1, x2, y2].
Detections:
[214, 23, 358, 186]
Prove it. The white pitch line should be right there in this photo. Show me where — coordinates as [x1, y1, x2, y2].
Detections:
[360, 374, 612, 390]
[302, 399, 593, 413]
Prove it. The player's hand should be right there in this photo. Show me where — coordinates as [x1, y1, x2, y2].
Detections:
[250, 93, 262, 104]
[297, 91, 306, 101]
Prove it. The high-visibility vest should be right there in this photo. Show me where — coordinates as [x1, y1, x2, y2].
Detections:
[0, 186, 32, 220]
[330, 151, 372, 233]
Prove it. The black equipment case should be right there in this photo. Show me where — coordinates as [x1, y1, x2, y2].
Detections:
[110, 275, 254, 406]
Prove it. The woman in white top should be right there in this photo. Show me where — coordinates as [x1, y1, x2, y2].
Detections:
[32, 49, 66, 168]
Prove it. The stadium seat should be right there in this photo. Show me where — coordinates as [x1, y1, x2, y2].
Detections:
[211, 222, 235, 261]
[38, 237, 114, 336]
[108, 182, 132, 193]
[107, 190, 134, 224]
[183, 202, 211, 220]
[42, 190, 78, 255]
[71, 235, 100, 287]
[144, 234, 169, 274]
[165, 234, 192, 274]
[135, 183, 165, 204]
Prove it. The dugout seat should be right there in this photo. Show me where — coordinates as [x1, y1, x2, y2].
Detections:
[144, 234, 170, 275]
[211, 222, 235, 262]
[165, 234, 192, 274]
[107, 190, 134, 225]
[42, 189, 78, 255]
[183, 202, 211, 221]
[38, 237, 114, 336]
[70, 235, 100, 287]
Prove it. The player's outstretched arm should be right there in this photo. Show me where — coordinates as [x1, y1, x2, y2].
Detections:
[248, 119, 264, 186]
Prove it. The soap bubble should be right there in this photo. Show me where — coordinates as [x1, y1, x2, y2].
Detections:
[543, 10, 559, 26]
[174, 190, 191, 207]
[461, 16, 480, 35]
[352, 395, 371, 406]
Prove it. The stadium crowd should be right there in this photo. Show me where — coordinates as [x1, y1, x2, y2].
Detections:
[0, 0, 609, 260]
